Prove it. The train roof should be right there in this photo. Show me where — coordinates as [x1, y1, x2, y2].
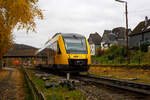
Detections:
[52, 33, 85, 38]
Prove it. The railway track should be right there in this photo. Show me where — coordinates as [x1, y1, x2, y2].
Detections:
[27, 67, 150, 97]
[26, 67, 150, 99]
[72, 74, 150, 95]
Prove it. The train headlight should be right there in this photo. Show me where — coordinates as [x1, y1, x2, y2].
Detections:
[68, 54, 70, 58]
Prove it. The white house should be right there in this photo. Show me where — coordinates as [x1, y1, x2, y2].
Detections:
[88, 32, 101, 55]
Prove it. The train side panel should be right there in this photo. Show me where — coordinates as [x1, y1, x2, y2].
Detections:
[86, 37, 91, 65]
[55, 35, 68, 65]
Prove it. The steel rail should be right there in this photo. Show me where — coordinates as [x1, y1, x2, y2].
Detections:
[73, 74, 150, 95]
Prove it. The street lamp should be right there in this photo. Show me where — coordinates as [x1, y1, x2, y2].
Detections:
[115, 0, 130, 64]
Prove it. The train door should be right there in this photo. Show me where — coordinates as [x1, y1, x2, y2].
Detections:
[47, 46, 51, 65]
[52, 42, 57, 65]
[47, 43, 55, 66]
[55, 41, 61, 65]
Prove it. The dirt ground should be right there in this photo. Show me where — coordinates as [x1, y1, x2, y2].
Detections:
[89, 66, 150, 84]
[0, 67, 25, 100]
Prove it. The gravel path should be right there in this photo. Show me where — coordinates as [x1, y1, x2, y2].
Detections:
[78, 82, 150, 100]
[0, 68, 24, 100]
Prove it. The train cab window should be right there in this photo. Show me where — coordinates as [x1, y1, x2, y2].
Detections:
[64, 37, 87, 54]
[57, 42, 61, 54]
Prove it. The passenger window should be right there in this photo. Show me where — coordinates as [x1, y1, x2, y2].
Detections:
[57, 42, 61, 54]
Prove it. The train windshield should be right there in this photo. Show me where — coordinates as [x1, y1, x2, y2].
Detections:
[64, 37, 87, 54]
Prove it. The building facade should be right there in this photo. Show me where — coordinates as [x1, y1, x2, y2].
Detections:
[101, 27, 128, 49]
[3, 44, 38, 66]
[88, 32, 101, 55]
[129, 17, 150, 48]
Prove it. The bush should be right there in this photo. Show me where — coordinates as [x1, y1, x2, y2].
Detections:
[96, 44, 126, 63]
[108, 54, 114, 60]
[107, 44, 126, 58]
[96, 46, 103, 56]
[93, 43, 150, 64]
[140, 42, 150, 52]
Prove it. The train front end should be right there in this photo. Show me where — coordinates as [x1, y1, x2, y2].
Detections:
[62, 34, 91, 72]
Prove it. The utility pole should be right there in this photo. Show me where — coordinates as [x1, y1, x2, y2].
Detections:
[115, 0, 130, 64]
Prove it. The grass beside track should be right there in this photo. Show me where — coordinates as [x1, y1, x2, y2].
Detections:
[26, 69, 86, 100]
[89, 66, 150, 84]
[18, 67, 34, 100]
[22, 81, 34, 100]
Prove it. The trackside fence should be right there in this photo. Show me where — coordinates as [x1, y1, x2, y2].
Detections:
[21, 67, 46, 100]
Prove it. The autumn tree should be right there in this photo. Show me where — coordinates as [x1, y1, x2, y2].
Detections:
[0, 0, 43, 70]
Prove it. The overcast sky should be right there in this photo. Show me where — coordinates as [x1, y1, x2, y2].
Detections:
[13, 0, 150, 48]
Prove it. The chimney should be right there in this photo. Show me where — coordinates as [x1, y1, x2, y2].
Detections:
[145, 16, 148, 26]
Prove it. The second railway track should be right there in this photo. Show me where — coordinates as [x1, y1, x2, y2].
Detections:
[72, 74, 150, 95]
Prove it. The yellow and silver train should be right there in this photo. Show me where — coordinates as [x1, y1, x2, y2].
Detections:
[36, 33, 91, 72]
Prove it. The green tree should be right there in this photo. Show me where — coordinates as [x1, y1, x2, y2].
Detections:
[140, 42, 150, 52]
[106, 44, 126, 61]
